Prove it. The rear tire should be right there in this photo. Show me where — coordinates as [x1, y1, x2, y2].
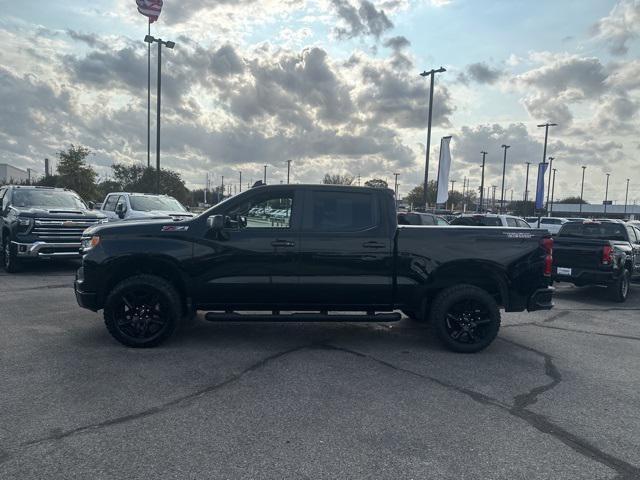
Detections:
[608, 269, 630, 303]
[2, 237, 20, 273]
[104, 274, 181, 348]
[430, 285, 501, 353]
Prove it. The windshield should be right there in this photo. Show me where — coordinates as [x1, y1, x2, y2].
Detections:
[450, 216, 502, 226]
[558, 222, 628, 241]
[129, 195, 186, 212]
[11, 189, 86, 209]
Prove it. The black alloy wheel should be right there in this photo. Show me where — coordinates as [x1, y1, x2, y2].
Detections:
[104, 275, 180, 347]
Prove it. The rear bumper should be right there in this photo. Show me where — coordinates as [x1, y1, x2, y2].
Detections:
[12, 241, 81, 259]
[553, 267, 617, 286]
[527, 287, 555, 311]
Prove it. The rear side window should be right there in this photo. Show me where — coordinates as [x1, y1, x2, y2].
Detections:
[626, 226, 638, 242]
[506, 217, 518, 227]
[516, 219, 530, 228]
[451, 216, 502, 226]
[310, 191, 378, 232]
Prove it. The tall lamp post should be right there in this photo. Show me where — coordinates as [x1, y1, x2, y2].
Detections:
[550, 168, 557, 215]
[624, 178, 630, 217]
[479, 151, 487, 212]
[393, 173, 400, 210]
[523, 162, 531, 203]
[604, 173, 610, 216]
[239, 171, 242, 192]
[537, 122, 557, 215]
[545, 156, 554, 215]
[580, 166, 586, 214]
[263, 165, 267, 184]
[420, 67, 446, 209]
[500, 144, 510, 213]
[286, 160, 292, 184]
[144, 35, 175, 194]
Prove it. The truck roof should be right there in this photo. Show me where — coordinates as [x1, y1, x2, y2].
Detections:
[250, 183, 394, 193]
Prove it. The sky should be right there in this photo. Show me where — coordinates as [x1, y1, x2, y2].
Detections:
[0, 0, 639, 203]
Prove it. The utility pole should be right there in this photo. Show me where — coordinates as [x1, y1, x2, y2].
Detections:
[624, 178, 630, 217]
[286, 160, 291, 184]
[500, 144, 510, 213]
[545, 156, 554, 216]
[538, 122, 557, 215]
[27, 168, 31, 185]
[523, 162, 531, 202]
[479, 151, 487, 212]
[580, 166, 587, 214]
[221, 175, 224, 202]
[263, 165, 267, 184]
[239, 171, 242, 192]
[144, 35, 176, 194]
[550, 168, 557, 215]
[393, 173, 400, 210]
[604, 173, 610, 216]
[491, 185, 497, 210]
[44, 158, 49, 178]
[204, 173, 208, 204]
[420, 67, 446, 208]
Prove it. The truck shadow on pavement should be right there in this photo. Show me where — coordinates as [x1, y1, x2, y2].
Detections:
[553, 282, 640, 309]
[0, 260, 80, 276]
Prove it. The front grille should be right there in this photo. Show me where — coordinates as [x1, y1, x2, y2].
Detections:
[32, 218, 101, 240]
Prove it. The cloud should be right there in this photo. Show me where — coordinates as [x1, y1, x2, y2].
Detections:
[457, 62, 503, 85]
[591, 0, 640, 55]
[383, 35, 410, 51]
[332, 0, 394, 39]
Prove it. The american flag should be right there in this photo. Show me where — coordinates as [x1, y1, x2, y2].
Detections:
[136, 0, 163, 23]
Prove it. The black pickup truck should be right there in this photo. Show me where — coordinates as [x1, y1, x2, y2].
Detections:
[0, 185, 106, 272]
[553, 220, 640, 301]
[75, 184, 554, 353]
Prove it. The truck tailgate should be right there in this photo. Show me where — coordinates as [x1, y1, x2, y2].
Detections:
[553, 238, 607, 270]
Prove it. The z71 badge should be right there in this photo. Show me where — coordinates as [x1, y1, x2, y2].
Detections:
[161, 225, 189, 232]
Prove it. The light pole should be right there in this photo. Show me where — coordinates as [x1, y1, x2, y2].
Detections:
[144, 34, 175, 194]
[545, 156, 554, 215]
[604, 173, 610, 216]
[523, 162, 531, 202]
[263, 165, 267, 184]
[538, 122, 557, 215]
[420, 67, 446, 208]
[491, 185, 497, 210]
[500, 144, 510, 213]
[239, 171, 242, 192]
[479, 151, 487, 212]
[550, 168, 557, 215]
[393, 173, 400, 210]
[580, 166, 586, 214]
[286, 160, 292, 184]
[624, 178, 630, 217]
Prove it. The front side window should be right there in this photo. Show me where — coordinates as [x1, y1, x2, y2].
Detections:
[103, 195, 119, 212]
[310, 191, 377, 232]
[226, 193, 294, 229]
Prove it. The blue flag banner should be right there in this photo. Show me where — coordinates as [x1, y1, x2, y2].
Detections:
[535, 162, 549, 209]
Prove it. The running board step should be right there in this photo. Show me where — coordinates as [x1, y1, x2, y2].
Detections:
[204, 312, 402, 322]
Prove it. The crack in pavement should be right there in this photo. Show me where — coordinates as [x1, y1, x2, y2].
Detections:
[322, 340, 640, 480]
[534, 324, 640, 342]
[2, 284, 70, 293]
[1, 343, 313, 463]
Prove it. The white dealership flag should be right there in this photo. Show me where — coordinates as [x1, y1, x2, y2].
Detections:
[436, 136, 453, 204]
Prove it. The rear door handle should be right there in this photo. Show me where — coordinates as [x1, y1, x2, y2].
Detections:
[271, 240, 295, 247]
[362, 241, 385, 249]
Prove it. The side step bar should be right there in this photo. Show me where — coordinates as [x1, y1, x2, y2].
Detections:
[204, 312, 402, 322]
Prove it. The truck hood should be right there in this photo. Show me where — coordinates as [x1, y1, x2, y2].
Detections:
[11, 206, 106, 220]
[130, 210, 195, 219]
[84, 218, 192, 237]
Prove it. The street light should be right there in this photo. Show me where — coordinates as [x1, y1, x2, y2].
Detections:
[550, 168, 557, 215]
[523, 162, 531, 203]
[624, 178, 630, 217]
[263, 165, 267, 184]
[239, 171, 242, 192]
[537, 122, 557, 216]
[545, 156, 554, 215]
[479, 151, 487, 212]
[500, 144, 510, 213]
[286, 160, 292, 184]
[604, 173, 610, 216]
[420, 66, 446, 208]
[144, 34, 175, 194]
[393, 173, 400, 210]
[580, 166, 586, 213]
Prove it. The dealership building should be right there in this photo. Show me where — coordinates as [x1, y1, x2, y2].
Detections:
[548, 203, 640, 220]
[0, 163, 30, 184]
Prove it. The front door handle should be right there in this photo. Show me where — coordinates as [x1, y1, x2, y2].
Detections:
[271, 240, 295, 247]
[362, 241, 385, 249]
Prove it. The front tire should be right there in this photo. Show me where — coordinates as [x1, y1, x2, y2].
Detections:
[608, 269, 630, 303]
[104, 274, 181, 348]
[2, 238, 20, 273]
[430, 285, 501, 353]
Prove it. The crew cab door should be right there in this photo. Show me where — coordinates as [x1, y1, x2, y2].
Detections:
[626, 226, 640, 276]
[101, 194, 121, 221]
[297, 188, 393, 309]
[192, 188, 302, 308]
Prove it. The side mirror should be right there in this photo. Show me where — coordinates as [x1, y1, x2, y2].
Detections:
[207, 214, 224, 230]
[88, 201, 95, 210]
[115, 203, 126, 219]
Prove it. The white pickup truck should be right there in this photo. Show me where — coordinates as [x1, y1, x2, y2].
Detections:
[99, 192, 195, 222]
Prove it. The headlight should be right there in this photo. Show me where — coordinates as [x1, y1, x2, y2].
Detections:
[17, 217, 32, 227]
[81, 235, 101, 251]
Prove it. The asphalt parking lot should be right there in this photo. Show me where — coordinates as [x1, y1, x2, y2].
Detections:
[1, 262, 639, 480]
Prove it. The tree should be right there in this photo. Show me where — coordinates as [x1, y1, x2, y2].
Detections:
[558, 196, 587, 204]
[364, 178, 388, 188]
[55, 145, 97, 200]
[403, 181, 437, 208]
[110, 164, 190, 204]
[323, 174, 354, 185]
